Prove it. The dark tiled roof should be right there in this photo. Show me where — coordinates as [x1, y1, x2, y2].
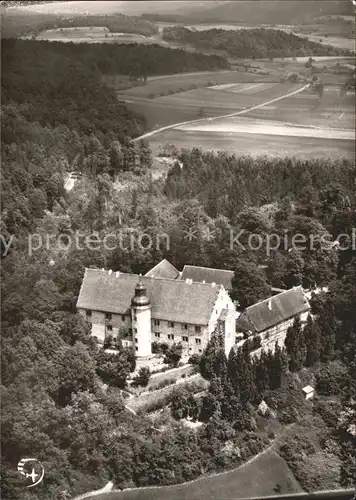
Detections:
[145, 259, 180, 280]
[77, 268, 221, 325]
[181, 265, 234, 290]
[236, 286, 310, 334]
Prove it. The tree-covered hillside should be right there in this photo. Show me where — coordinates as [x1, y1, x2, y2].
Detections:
[162, 27, 351, 58]
[1, 9, 158, 38]
[1, 40, 228, 137]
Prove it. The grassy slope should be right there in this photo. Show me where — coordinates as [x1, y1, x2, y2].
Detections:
[91, 449, 302, 500]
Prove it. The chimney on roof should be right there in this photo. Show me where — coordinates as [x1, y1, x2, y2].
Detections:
[202, 280, 205, 284]
[108, 269, 112, 275]
[268, 299, 272, 311]
[211, 282, 216, 287]
[116, 271, 120, 277]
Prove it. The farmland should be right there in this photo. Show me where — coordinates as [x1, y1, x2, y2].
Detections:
[145, 90, 355, 158]
[115, 57, 354, 161]
[246, 87, 355, 129]
[119, 74, 354, 160]
[148, 128, 354, 160]
[117, 79, 303, 129]
[88, 450, 302, 500]
[117, 70, 274, 98]
[32, 26, 159, 44]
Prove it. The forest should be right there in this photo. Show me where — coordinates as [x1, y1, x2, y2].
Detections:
[1, 37, 355, 499]
[1, 40, 227, 139]
[1, 10, 158, 38]
[162, 26, 352, 58]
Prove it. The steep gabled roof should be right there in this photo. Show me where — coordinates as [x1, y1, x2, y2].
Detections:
[145, 259, 180, 280]
[77, 268, 221, 325]
[180, 265, 234, 290]
[236, 286, 310, 334]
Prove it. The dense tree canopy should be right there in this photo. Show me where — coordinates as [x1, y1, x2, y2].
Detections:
[162, 27, 351, 58]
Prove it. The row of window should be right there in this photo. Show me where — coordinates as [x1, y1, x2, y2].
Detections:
[154, 332, 201, 344]
[105, 325, 202, 346]
[87, 310, 126, 322]
[116, 344, 203, 354]
[86, 310, 202, 332]
[106, 326, 136, 334]
[103, 343, 202, 354]
[155, 320, 201, 332]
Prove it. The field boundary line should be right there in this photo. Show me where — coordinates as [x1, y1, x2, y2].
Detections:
[132, 84, 309, 142]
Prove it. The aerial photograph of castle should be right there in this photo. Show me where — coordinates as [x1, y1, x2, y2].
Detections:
[1, 1, 355, 500]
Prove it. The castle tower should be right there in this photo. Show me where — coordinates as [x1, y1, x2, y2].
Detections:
[131, 277, 152, 357]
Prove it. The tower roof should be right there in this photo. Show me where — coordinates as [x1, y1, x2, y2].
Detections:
[131, 276, 150, 307]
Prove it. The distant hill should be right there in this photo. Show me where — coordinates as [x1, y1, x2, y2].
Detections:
[4, 1, 352, 25]
[187, 1, 354, 25]
[1, 9, 158, 38]
[1, 1, 224, 16]
[162, 26, 352, 58]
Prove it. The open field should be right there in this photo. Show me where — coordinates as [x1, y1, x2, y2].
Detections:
[123, 74, 354, 160]
[88, 450, 302, 500]
[177, 116, 353, 140]
[119, 81, 302, 129]
[154, 86, 286, 109]
[297, 33, 354, 52]
[245, 87, 355, 129]
[26, 27, 159, 44]
[148, 128, 354, 160]
[122, 81, 354, 137]
[119, 70, 275, 98]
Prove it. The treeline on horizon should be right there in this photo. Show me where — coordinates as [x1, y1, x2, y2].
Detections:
[1, 39, 227, 138]
[142, 1, 353, 26]
[1, 10, 158, 38]
[162, 26, 351, 58]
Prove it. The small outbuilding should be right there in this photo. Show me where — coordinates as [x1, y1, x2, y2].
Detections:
[302, 385, 315, 400]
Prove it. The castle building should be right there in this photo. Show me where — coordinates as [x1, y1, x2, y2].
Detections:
[234, 286, 310, 351]
[77, 267, 237, 357]
[77, 260, 311, 359]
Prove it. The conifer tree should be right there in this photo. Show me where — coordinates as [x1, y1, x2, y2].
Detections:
[269, 342, 288, 389]
[317, 305, 336, 362]
[254, 351, 270, 398]
[227, 348, 238, 390]
[236, 343, 256, 404]
[199, 330, 228, 381]
[285, 316, 306, 372]
[304, 314, 322, 366]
